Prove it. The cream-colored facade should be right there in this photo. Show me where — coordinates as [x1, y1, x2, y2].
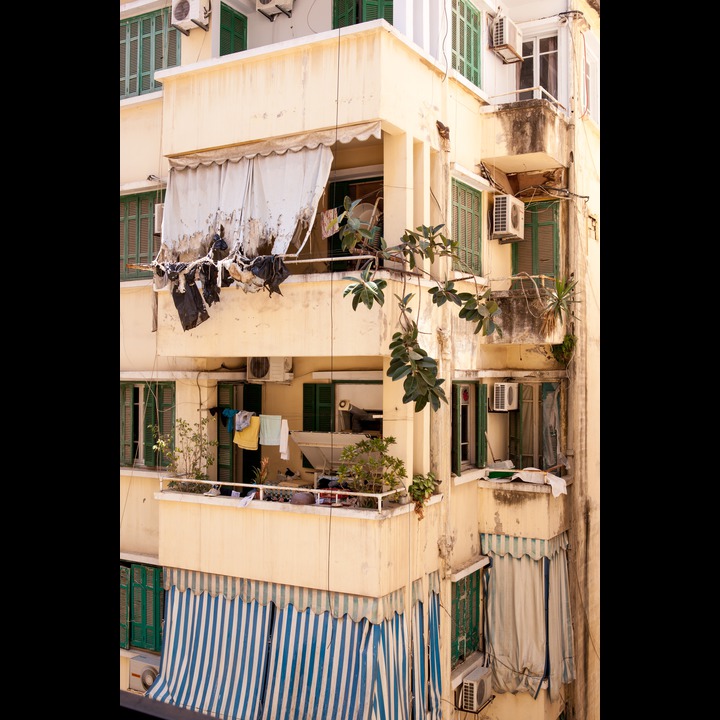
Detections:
[120, 1, 599, 719]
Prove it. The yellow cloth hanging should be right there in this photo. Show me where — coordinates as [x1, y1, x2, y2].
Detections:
[233, 415, 260, 450]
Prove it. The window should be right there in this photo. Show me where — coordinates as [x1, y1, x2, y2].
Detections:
[333, 0, 393, 29]
[217, 382, 262, 486]
[120, 563, 164, 652]
[120, 192, 163, 280]
[451, 0, 482, 87]
[452, 180, 483, 275]
[326, 176, 383, 269]
[451, 568, 482, 668]
[451, 382, 487, 476]
[512, 200, 559, 290]
[120, 382, 175, 468]
[581, 36, 600, 124]
[220, 3, 247, 56]
[519, 33, 558, 102]
[120, 8, 180, 99]
[508, 382, 561, 470]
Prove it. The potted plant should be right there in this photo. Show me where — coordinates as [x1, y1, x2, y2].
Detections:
[151, 417, 219, 493]
[337, 436, 408, 508]
[407, 472, 439, 519]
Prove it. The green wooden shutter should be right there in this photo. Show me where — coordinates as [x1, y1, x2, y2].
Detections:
[477, 383, 487, 467]
[120, 18, 139, 97]
[120, 9, 180, 99]
[120, 192, 162, 280]
[452, 180, 482, 275]
[451, 383, 462, 476]
[120, 384, 135, 466]
[451, 0, 481, 87]
[513, 200, 559, 290]
[216, 383, 236, 484]
[302, 384, 335, 468]
[363, 0, 393, 22]
[302, 384, 335, 431]
[333, 0, 357, 28]
[130, 565, 164, 651]
[508, 383, 524, 468]
[242, 383, 263, 483]
[120, 565, 130, 649]
[220, 3, 247, 56]
[451, 570, 481, 667]
[143, 382, 175, 468]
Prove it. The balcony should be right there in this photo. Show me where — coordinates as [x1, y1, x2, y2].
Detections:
[485, 286, 567, 346]
[153, 484, 444, 598]
[478, 98, 569, 187]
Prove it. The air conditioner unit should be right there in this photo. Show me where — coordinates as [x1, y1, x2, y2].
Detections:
[491, 16, 523, 64]
[461, 665, 493, 712]
[494, 382, 519, 411]
[129, 654, 160, 693]
[154, 203, 164, 237]
[256, 0, 294, 20]
[246, 356, 292, 382]
[171, 0, 210, 33]
[492, 195, 525, 243]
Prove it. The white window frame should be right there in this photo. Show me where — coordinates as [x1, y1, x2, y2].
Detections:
[516, 19, 568, 111]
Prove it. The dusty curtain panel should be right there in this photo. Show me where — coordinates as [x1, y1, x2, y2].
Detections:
[161, 145, 334, 261]
[146, 586, 272, 720]
[260, 606, 410, 720]
[481, 532, 575, 701]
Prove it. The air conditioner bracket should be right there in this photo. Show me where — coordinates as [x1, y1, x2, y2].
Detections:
[455, 694, 495, 714]
[172, 17, 209, 35]
[258, 7, 292, 21]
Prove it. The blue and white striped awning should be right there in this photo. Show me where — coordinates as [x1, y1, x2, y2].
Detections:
[164, 567, 405, 625]
[148, 571, 443, 720]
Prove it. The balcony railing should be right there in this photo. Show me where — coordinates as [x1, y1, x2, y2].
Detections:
[159, 476, 406, 512]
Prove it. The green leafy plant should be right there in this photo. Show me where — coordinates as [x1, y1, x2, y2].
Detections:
[151, 417, 219, 493]
[551, 333, 577, 365]
[337, 436, 408, 507]
[407, 471, 439, 519]
[542, 275, 579, 337]
[338, 215, 502, 413]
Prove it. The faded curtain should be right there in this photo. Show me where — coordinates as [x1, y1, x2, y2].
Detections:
[147, 568, 442, 720]
[481, 532, 575, 701]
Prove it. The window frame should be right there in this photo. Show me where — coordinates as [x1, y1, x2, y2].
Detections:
[120, 562, 164, 652]
[508, 381, 561, 470]
[220, 2, 248, 56]
[451, 0, 482, 88]
[120, 382, 175, 469]
[581, 33, 600, 124]
[512, 199, 559, 290]
[120, 8, 180, 99]
[333, 0, 393, 29]
[452, 179, 484, 276]
[120, 192, 164, 281]
[451, 382, 487, 476]
[451, 568, 482, 668]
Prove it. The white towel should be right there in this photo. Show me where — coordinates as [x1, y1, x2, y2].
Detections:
[259, 414, 282, 445]
[279, 419, 290, 460]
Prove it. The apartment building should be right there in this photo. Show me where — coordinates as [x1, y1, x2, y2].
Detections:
[120, 1, 600, 719]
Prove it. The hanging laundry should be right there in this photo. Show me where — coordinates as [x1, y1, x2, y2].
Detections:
[279, 419, 290, 460]
[259, 415, 282, 446]
[235, 410, 255, 432]
[222, 408, 240, 434]
[234, 415, 260, 450]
